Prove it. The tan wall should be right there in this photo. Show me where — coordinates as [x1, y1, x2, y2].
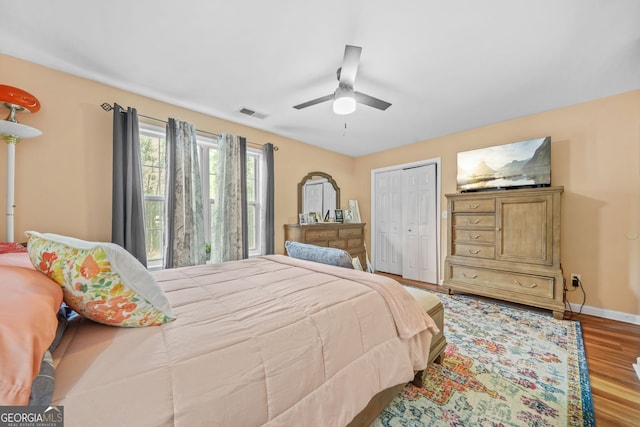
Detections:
[355, 90, 640, 315]
[0, 54, 356, 253]
[3, 54, 639, 315]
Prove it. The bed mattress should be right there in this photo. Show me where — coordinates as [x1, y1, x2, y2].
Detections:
[51, 255, 437, 426]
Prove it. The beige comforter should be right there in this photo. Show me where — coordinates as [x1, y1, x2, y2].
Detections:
[51, 255, 437, 426]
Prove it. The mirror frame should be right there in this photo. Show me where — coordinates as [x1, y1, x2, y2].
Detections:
[297, 171, 340, 215]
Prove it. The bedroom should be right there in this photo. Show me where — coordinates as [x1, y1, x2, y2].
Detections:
[0, 1, 639, 425]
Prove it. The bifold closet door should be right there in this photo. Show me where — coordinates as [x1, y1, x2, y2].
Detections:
[374, 169, 403, 275]
[402, 164, 438, 283]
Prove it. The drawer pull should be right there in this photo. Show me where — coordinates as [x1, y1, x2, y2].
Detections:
[465, 233, 481, 239]
[465, 248, 481, 255]
[466, 218, 481, 225]
[465, 204, 480, 209]
[462, 272, 478, 279]
[514, 280, 537, 289]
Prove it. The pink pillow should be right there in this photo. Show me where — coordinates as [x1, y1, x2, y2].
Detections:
[0, 242, 27, 254]
[0, 263, 63, 405]
[0, 252, 35, 269]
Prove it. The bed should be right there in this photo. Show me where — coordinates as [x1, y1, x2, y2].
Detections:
[1, 235, 439, 426]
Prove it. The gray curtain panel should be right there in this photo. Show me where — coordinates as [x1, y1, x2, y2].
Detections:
[111, 104, 147, 266]
[262, 143, 275, 255]
[212, 133, 248, 262]
[239, 137, 248, 259]
[163, 119, 206, 268]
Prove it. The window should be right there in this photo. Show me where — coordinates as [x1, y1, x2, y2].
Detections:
[139, 127, 166, 265]
[139, 124, 264, 267]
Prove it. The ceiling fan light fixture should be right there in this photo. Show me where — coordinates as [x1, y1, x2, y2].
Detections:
[333, 86, 356, 115]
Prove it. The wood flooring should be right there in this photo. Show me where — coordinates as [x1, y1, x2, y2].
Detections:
[378, 273, 640, 427]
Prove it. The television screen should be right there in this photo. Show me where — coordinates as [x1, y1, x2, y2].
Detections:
[457, 136, 551, 192]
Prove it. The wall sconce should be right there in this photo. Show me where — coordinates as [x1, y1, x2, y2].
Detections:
[0, 85, 42, 242]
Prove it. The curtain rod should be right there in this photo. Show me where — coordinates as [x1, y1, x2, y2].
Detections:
[100, 103, 278, 151]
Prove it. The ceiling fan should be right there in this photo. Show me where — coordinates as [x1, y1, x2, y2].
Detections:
[293, 45, 392, 115]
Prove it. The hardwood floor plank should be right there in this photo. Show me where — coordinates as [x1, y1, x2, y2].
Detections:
[591, 395, 640, 426]
[590, 375, 640, 405]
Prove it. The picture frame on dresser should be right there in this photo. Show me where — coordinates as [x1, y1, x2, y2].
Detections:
[348, 200, 361, 223]
[324, 210, 335, 222]
[298, 213, 308, 225]
[335, 209, 344, 223]
[344, 209, 354, 222]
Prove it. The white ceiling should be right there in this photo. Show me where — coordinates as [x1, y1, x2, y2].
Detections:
[1, 0, 638, 156]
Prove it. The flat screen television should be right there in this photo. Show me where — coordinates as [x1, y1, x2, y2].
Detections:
[457, 136, 551, 192]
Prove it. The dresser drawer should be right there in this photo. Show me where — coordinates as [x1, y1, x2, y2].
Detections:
[328, 239, 347, 249]
[452, 244, 495, 259]
[339, 227, 363, 238]
[452, 198, 495, 213]
[453, 229, 495, 244]
[451, 265, 553, 298]
[453, 214, 495, 228]
[305, 228, 339, 240]
[347, 237, 363, 248]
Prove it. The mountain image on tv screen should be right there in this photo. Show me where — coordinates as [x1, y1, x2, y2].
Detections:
[456, 136, 551, 192]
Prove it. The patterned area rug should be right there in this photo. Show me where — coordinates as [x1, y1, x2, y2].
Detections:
[373, 294, 595, 426]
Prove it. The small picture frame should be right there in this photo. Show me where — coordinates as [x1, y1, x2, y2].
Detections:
[324, 210, 335, 222]
[299, 213, 308, 225]
[335, 209, 344, 223]
[348, 200, 361, 223]
[344, 209, 354, 223]
[315, 212, 324, 223]
[307, 212, 317, 224]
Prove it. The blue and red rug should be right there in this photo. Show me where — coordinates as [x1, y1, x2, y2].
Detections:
[374, 294, 595, 426]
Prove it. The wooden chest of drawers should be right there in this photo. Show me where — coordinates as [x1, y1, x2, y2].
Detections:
[284, 223, 366, 267]
[444, 187, 565, 319]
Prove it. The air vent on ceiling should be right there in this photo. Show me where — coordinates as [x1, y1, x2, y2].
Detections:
[239, 107, 268, 120]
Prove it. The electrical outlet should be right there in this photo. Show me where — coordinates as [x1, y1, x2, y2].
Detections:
[571, 273, 581, 287]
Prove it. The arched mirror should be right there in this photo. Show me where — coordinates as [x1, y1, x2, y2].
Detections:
[298, 172, 340, 216]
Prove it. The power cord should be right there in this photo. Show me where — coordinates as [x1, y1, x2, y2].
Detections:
[563, 275, 586, 320]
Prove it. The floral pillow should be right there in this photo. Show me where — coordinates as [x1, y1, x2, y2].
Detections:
[26, 231, 175, 327]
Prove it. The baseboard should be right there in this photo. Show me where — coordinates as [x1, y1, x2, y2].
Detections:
[567, 302, 640, 325]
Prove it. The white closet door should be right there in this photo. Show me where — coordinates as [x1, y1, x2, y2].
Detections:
[374, 170, 403, 274]
[402, 164, 437, 283]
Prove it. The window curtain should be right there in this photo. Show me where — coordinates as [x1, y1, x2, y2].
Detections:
[163, 118, 206, 268]
[111, 103, 147, 266]
[212, 133, 248, 262]
[261, 143, 275, 255]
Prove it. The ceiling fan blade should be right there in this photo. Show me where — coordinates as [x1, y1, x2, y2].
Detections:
[293, 94, 334, 110]
[355, 91, 392, 111]
[339, 45, 362, 87]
